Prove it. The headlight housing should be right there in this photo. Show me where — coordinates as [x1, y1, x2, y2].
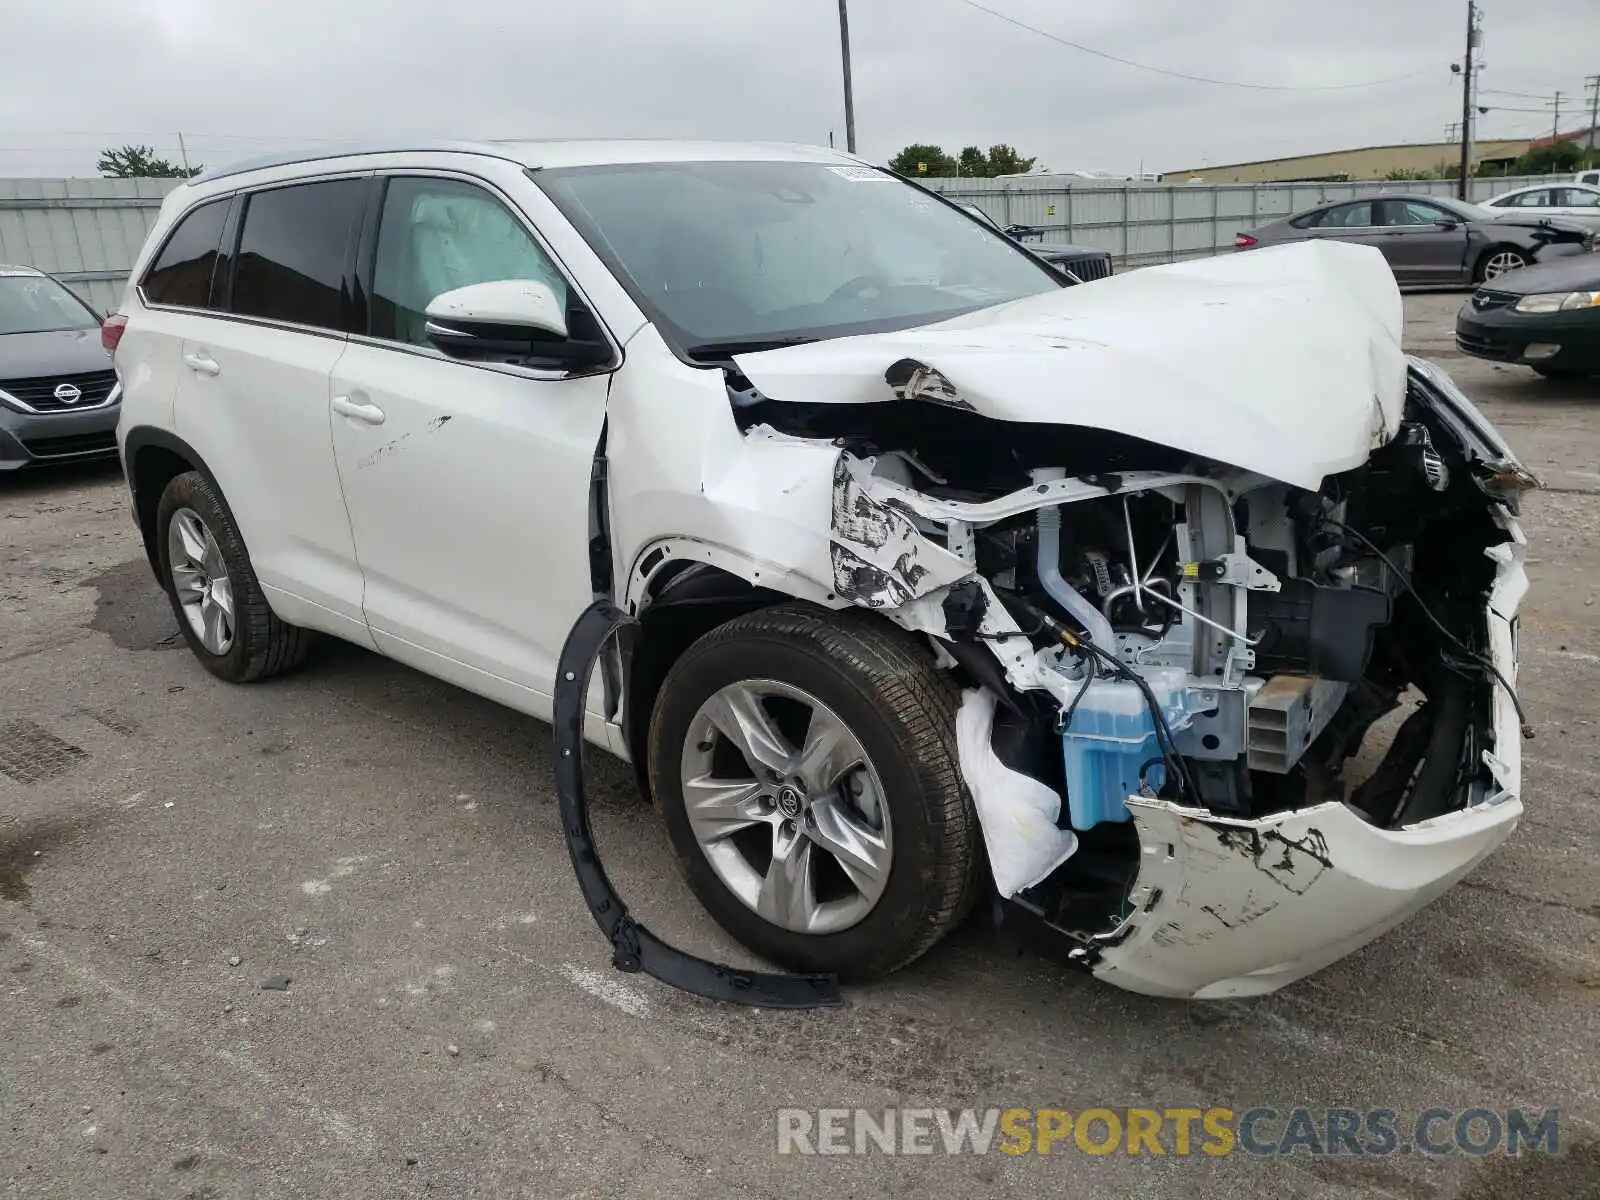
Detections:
[1513, 289, 1600, 313]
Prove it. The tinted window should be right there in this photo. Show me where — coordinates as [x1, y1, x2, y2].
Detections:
[142, 198, 228, 308]
[1319, 202, 1375, 228]
[231, 180, 363, 330]
[1384, 200, 1450, 226]
[369, 177, 568, 346]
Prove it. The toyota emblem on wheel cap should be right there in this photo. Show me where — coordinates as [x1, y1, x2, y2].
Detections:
[775, 784, 805, 819]
[53, 383, 82, 405]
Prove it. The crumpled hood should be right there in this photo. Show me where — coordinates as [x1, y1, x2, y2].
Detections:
[735, 240, 1407, 491]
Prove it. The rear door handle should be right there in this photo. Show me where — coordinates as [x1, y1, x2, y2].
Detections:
[182, 351, 220, 376]
[332, 394, 386, 425]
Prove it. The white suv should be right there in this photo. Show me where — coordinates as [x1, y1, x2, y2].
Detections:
[113, 140, 1532, 998]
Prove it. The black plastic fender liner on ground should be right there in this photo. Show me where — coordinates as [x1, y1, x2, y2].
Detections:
[552, 600, 843, 1009]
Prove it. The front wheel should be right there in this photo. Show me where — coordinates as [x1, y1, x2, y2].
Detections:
[1477, 247, 1529, 281]
[647, 604, 981, 981]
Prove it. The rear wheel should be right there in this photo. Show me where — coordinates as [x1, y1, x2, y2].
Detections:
[647, 604, 981, 981]
[155, 471, 312, 683]
[1476, 247, 1529, 281]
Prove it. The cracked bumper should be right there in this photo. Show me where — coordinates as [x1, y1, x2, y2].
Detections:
[1089, 793, 1522, 998]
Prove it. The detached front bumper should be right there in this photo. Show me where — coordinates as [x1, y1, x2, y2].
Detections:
[1091, 792, 1521, 998]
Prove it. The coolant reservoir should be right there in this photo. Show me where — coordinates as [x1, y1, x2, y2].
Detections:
[1060, 668, 1195, 830]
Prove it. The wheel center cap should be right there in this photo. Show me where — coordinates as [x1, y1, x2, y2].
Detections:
[775, 783, 805, 819]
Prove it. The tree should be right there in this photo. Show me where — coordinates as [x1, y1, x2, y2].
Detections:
[888, 144, 957, 177]
[1506, 140, 1600, 177]
[983, 143, 1037, 177]
[887, 142, 1041, 179]
[957, 146, 989, 177]
[97, 144, 202, 179]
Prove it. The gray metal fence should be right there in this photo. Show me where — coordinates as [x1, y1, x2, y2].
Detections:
[0, 172, 1573, 308]
[0, 177, 182, 313]
[924, 173, 1562, 268]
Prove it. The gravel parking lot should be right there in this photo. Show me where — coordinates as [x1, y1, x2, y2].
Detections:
[2, 292, 1597, 1199]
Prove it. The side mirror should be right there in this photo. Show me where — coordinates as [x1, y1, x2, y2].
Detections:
[1435, 218, 1463, 230]
[426, 279, 567, 341]
[423, 280, 610, 370]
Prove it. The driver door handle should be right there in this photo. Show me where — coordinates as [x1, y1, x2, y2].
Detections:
[182, 351, 220, 376]
[332, 393, 386, 425]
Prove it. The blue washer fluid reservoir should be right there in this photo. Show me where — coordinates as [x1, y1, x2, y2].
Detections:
[1060, 668, 1196, 830]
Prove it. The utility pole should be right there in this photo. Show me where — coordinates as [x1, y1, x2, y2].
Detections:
[1587, 75, 1600, 150]
[177, 132, 190, 173]
[1551, 90, 1563, 139]
[1456, 0, 1479, 200]
[837, 0, 857, 154]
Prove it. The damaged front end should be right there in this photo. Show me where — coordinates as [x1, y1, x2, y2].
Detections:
[716, 247, 1534, 999]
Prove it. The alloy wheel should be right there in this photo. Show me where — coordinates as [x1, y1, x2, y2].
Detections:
[167, 507, 235, 655]
[680, 680, 893, 935]
[1483, 251, 1526, 280]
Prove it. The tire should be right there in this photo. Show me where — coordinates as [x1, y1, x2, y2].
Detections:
[1475, 246, 1529, 282]
[155, 471, 312, 683]
[647, 603, 982, 981]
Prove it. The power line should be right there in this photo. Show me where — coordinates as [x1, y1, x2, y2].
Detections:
[1479, 87, 1566, 101]
[955, 0, 1431, 91]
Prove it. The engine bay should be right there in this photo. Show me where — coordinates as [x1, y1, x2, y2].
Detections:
[728, 357, 1534, 949]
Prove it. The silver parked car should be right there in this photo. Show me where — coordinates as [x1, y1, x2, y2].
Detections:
[1236, 194, 1595, 285]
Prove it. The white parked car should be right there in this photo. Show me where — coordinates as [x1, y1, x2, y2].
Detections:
[109, 140, 1534, 1000]
[1481, 181, 1600, 226]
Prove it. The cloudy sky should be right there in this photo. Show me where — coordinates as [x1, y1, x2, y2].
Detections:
[2, 0, 1595, 177]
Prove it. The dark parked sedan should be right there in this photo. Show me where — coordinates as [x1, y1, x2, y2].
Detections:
[1237, 194, 1595, 286]
[0, 265, 120, 470]
[1455, 255, 1600, 379]
[959, 204, 1115, 282]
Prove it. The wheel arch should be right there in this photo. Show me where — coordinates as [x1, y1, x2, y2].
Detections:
[123, 426, 227, 583]
[619, 538, 867, 802]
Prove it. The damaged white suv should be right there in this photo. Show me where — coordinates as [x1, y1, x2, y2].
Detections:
[113, 141, 1533, 999]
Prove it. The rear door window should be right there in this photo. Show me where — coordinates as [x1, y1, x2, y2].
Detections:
[141, 198, 230, 308]
[1508, 190, 1551, 208]
[1319, 202, 1375, 228]
[230, 179, 365, 331]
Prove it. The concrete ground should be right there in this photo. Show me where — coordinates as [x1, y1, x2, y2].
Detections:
[2, 293, 1597, 1199]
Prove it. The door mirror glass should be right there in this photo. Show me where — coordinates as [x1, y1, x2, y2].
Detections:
[425, 279, 568, 341]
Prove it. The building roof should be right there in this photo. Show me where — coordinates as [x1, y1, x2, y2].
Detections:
[192, 139, 860, 185]
[1162, 138, 1531, 179]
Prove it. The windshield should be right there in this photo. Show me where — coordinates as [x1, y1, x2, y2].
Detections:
[534, 160, 1061, 358]
[0, 273, 98, 335]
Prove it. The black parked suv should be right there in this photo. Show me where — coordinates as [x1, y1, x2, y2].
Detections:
[0, 265, 120, 470]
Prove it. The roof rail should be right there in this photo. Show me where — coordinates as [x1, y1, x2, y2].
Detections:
[189, 140, 522, 186]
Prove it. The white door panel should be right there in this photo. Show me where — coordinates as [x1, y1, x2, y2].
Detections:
[330, 343, 608, 704]
[172, 319, 369, 638]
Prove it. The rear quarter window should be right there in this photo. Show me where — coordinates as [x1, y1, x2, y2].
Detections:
[141, 197, 230, 308]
